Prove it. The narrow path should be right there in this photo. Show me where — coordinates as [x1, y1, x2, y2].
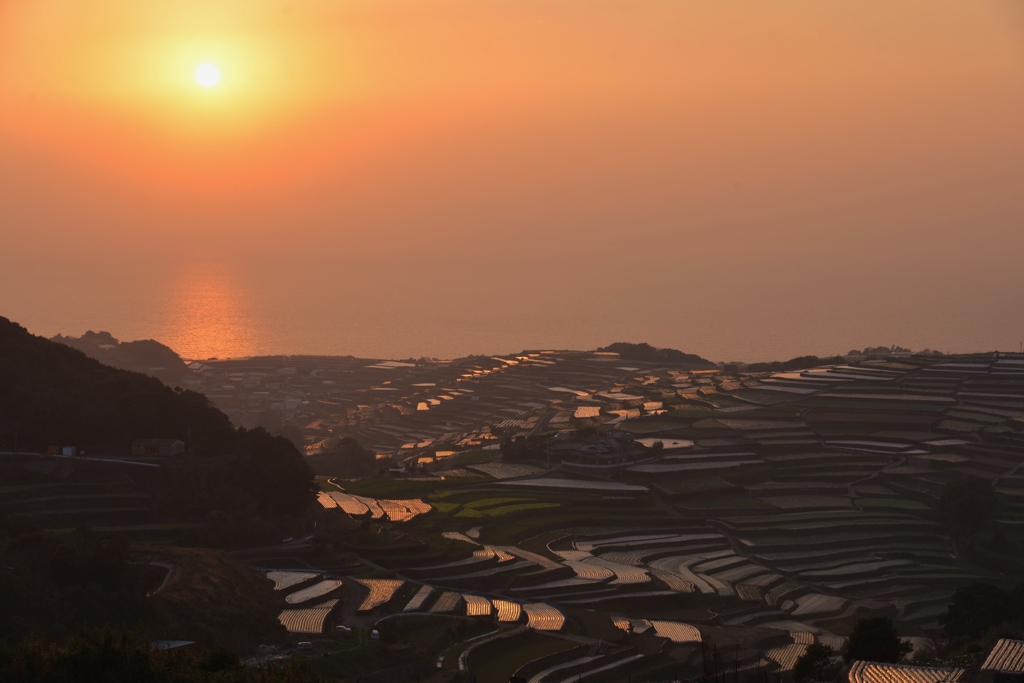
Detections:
[147, 560, 176, 596]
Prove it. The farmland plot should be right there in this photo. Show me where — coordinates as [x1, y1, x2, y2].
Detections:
[801, 559, 913, 578]
[789, 593, 848, 616]
[648, 557, 715, 593]
[487, 547, 517, 562]
[500, 478, 648, 492]
[515, 577, 599, 592]
[742, 573, 784, 588]
[651, 621, 702, 643]
[523, 602, 565, 631]
[599, 551, 648, 566]
[267, 571, 319, 591]
[981, 639, 1024, 672]
[653, 571, 695, 592]
[765, 581, 806, 606]
[763, 496, 853, 510]
[575, 534, 680, 551]
[765, 643, 808, 671]
[698, 573, 735, 597]
[352, 579, 404, 612]
[848, 662, 966, 683]
[378, 499, 431, 522]
[552, 549, 594, 561]
[579, 557, 649, 584]
[691, 555, 746, 574]
[285, 579, 343, 604]
[358, 496, 386, 519]
[413, 548, 497, 572]
[468, 463, 545, 479]
[434, 559, 534, 580]
[489, 545, 561, 569]
[616, 618, 654, 634]
[278, 599, 338, 634]
[493, 599, 522, 622]
[817, 634, 847, 651]
[442, 531, 479, 545]
[403, 585, 434, 612]
[713, 564, 772, 584]
[429, 591, 463, 613]
[564, 561, 615, 581]
[736, 584, 764, 601]
[329, 492, 370, 516]
[317, 492, 338, 509]
[464, 594, 492, 616]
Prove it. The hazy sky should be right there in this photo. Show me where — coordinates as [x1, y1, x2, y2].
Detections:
[1, 1, 1023, 361]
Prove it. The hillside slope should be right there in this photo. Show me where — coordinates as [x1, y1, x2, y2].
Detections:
[0, 316, 234, 452]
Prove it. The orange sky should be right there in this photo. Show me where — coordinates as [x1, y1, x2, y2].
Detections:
[2, 1, 1023, 360]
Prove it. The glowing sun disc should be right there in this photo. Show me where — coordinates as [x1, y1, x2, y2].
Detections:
[195, 63, 221, 88]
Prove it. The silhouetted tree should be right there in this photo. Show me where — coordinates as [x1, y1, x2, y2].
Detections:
[845, 617, 911, 663]
[940, 477, 999, 536]
[940, 583, 1020, 640]
[794, 643, 842, 683]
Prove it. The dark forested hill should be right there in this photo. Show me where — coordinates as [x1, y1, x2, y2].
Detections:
[0, 317, 234, 452]
[597, 342, 717, 368]
[51, 330, 188, 385]
[0, 316, 315, 516]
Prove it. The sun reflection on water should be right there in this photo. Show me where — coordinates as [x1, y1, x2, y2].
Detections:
[157, 264, 259, 360]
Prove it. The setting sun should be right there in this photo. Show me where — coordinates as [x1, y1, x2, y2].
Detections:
[194, 63, 220, 88]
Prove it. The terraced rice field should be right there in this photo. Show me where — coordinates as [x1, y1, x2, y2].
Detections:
[651, 621, 702, 643]
[735, 584, 764, 600]
[329, 492, 370, 516]
[278, 599, 338, 634]
[352, 579, 404, 612]
[575, 533, 692, 551]
[467, 463, 545, 479]
[653, 570, 695, 592]
[848, 661, 966, 683]
[500, 478, 647, 492]
[377, 499, 432, 522]
[267, 571, 319, 591]
[550, 549, 593, 561]
[522, 603, 565, 631]
[442, 531, 478, 545]
[579, 557, 649, 584]
[818, 634, 848, 651]
[493, 599, 522, 622]
[285, 579, 343, 604]
[361, 497, 386, 519]
[564, 560, 615, 581]
[981, 638, 1024, 672]
[765, 643, 808, 671]
[765, 581, 805, 606]
[463, 594, 492, 616]
[316, 491, 338, 509]
[600, 551, 647, 566]
[789, 593, 849, 616]
[429, 591, 463, 613]
[489, 547, 516, 562]
[612, 617, 652, 634]
[699, 573, 735, 597]
[403, 584, 434, 612]
[647, 557, 715, 594]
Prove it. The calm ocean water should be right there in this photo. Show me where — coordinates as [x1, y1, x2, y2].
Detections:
[0, 260, 1015, 362]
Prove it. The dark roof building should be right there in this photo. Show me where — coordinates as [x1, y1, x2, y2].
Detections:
[549, 430, 650, 474]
